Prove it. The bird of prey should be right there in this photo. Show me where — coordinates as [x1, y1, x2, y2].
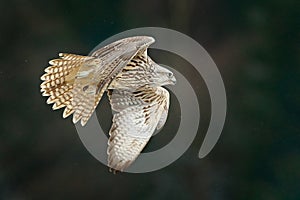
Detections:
[40, 36, 176, 172]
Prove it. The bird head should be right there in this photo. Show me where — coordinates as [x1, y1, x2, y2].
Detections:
[148, 61, 176, 87]
[156, 64, 176, 86]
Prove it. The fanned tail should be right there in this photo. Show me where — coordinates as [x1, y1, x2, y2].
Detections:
[40, 53, 93, 119]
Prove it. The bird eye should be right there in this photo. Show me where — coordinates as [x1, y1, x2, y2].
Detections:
[168, 72, 173, 77]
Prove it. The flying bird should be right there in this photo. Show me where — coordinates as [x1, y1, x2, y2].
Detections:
[40, 36, 176, 172]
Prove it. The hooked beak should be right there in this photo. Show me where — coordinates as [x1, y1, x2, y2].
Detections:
[170, 75, 176, 85]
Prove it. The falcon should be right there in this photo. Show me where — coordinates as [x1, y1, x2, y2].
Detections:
[40, 36, 176, 172]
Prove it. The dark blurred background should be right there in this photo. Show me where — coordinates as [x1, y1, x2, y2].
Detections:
[0, 0, 299, 199]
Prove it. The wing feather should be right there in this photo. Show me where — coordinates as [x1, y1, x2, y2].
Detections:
[41, 37, 155, 126]
[107, 86, 169, 171]
[156, 93, 170, 130]
[72, 36, 155, 126]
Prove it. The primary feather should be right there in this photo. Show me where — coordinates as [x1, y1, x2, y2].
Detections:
[107, 86, 170, 171]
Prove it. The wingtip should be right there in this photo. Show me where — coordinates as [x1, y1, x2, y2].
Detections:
[148, 36, 155, 43]
[142, 36, 155, 45]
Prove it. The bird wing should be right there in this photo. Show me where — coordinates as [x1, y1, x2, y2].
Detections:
[72, 36, 155, 126]
[107, 86, 170, 171]
[156, 94, 170, 131]
[40, 36, 155, 126]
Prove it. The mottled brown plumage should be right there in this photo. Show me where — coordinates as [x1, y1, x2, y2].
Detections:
[40, 36, 176, 171]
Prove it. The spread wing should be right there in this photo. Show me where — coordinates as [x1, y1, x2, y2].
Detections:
[40, 36, 155, 126]
[72, 36, 155, 125]
[107, 86, 170, 171]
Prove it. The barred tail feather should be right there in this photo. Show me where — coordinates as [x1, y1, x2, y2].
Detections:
[40, 53, 93, 120]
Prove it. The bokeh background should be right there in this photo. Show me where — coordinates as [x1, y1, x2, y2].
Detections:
[0, 0, 299, 199]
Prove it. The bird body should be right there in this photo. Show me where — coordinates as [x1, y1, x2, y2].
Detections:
[40, 36, 176, 172]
